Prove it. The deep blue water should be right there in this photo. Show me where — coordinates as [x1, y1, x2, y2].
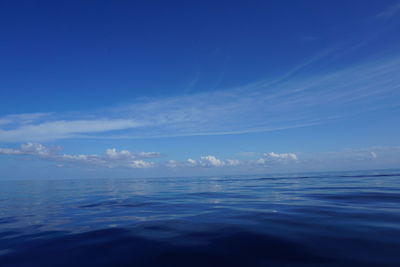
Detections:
[1, 170, 400, 266]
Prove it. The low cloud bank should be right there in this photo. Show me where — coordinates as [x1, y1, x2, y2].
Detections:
[166, 152, 299, 168]
[0, 143, 159, 169]
[0, 143, 300, 170]
[1, 143, 393, 172]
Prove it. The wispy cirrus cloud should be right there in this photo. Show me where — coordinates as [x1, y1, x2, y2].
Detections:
[0, 54, 400, 142]
[0, 113, 50, 126]
[376, 2, 400, 20]
[0, 119, 144, 142]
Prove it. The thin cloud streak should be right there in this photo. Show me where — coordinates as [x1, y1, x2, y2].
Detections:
[0, 119, 144, 142]
[376, 2, 400, 20]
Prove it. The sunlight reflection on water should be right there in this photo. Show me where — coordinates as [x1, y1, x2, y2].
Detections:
[1, 170, 400, 266]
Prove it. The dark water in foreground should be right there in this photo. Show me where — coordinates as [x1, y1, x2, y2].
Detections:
[1, 170, 400, 266]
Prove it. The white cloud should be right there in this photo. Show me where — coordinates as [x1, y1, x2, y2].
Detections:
[264, 152, 298, 161]
[252, 152, 298, 166]
[0, 142, 59, 157]
[130, 160, 154, 168]
[199, 155, 225, 167]
[1, 143, 399, 172]
[165, 152, 299, 169]
[0, 143, 158, 169]
[105, 148, 132, 159]
[165, 156, 236, 168]
[19, 142, 57, 157]
[186, 158, 197, 166]
[60, 153, 105, 164]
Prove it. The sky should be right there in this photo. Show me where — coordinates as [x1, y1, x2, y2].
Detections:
[1, 0, 400, 179]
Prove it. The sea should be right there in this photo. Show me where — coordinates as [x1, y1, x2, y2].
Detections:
[0, 169, 400, 266]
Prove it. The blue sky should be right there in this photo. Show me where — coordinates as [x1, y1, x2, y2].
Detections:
[1, 0, 400, 178]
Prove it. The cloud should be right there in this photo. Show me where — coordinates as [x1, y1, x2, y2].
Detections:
[186, 158, 197, 166]
[167, 148, 398, 171]
[166, 153, 297, 168]
[2, 143, 399, 172]
[196, 156, 241, 167]
[137, 152, 162, 158]
[0, 119, 144, 142]
[129, 160, 154, 168]
[376, 3, 400, 20]
[0, 54, 400, 142]
[104, 148, 160, 160]
[0, 143, 159, 169]
[165, 155, 239, 168]
[264, 152, 298, 161]
[254, 152, 298, 165]
[199, 155, 225, 167]
[0, 113, 50, 126]
[0, 142, 60, 156]
[105, 148, 133, 159]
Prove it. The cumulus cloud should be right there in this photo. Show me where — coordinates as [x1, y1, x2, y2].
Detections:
[165, 155, 241, 168]
[264, 152, 298, 161]
[104, 148, 160, 160]
[163, 152, 300, 169]
[0, 143, 158, 169]
[165, 158, 197, 168]
[1, 143, 398, 172]
[129, 160, 154, 168]
[252, 152, 298, 166]
[186, 158, 197, 166]
[199, 155, 225, 167]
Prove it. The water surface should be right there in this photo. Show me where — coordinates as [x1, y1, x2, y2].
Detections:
[1, 170, 400, 266]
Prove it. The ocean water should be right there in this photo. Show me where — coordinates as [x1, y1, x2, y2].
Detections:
[0, 170, 400, 266]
